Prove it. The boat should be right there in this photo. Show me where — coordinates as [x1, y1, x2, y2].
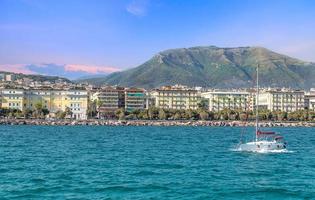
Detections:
[237, 64, 287, 152]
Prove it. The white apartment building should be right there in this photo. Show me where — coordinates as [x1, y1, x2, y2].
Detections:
[152, 85, 201, 110]
[201, 90, 254, 112]
[259, 88, 304, 112]
[305, 88, 315, 111]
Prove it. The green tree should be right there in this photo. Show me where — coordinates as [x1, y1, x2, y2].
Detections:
[115, 108, 125, 120]
[34, 102, 43, 118]
[199, 111, 209, 120]
[158, 109, 167, 120]
[239, 112, 248, 121]
[42, 108, 49, 116]
[56, 110, 66, 119]
[197, 98, 209, 110]
[174, 112, 181, 120]
[148, 107, 159, 119]
[87, 100, 97, 118]
[22, 108, 33, 118]
[65, 107, 73, 118]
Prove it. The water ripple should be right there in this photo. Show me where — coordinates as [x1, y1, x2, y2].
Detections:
[0, 126, 314, 199]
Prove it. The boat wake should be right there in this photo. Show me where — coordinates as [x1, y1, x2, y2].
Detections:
[231, 147, 294, 154]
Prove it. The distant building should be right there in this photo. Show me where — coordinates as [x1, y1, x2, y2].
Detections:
[0, 87, 88, 119]
[0, 74, 5, 81]
[145, 91, 156, 109]
[152, 85, 201, 110]
[1, 88, 25, 111]
[305, 88, 315, 111]
[125, 88, 146, 112]
[259, 88, 304, 112]
[92, 86, 125, 118]
[5, 74, 15, 82]
[66, 89, 88, 119]
[201, 90, 253, 112]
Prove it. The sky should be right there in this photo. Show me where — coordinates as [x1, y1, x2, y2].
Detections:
[0, 0, 315, 79]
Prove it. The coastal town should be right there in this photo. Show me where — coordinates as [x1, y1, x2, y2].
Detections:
[0, 73, 315, 126]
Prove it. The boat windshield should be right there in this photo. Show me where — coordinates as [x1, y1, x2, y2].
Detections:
[257, 133, 284, 142]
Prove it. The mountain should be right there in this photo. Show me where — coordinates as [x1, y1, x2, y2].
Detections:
[79, 46, 315, 89]
[0, 71, 72, 83]
[75, 74, 108, 81]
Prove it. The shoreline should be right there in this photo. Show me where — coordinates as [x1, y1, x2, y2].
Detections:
[0, 119, 314, 127]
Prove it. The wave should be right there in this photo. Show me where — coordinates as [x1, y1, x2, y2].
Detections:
[230, 147, 295, 154]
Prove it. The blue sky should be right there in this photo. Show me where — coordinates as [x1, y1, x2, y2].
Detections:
[0, 0, 314, 79]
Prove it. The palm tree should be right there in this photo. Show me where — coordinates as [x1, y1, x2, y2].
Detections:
[34, 102, 43, 118]
[65, 107, 73, 119]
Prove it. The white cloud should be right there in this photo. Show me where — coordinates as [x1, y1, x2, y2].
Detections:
[126, 0, 150, 16]
[0, 63, 121, 79]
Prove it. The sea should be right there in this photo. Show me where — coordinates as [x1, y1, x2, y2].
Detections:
[0, 125, 314, 200]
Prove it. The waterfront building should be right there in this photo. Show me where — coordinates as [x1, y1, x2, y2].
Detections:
[125, 88, 146, 112]
[24, 88, 55, 112]
[259, 88, 304, 112]
[0, 87, 88, 119]
[1, 88, 25, 111]
[152, 85, 201, 110]
[305, 88, 315, 111]
[92, 86, 125, 118]
[145, 91, 156, 109]
[65, 89, 88, 119]
[201, 90, 253, 112]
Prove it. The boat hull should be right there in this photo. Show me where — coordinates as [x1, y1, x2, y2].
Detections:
[238, 140, 286, 152]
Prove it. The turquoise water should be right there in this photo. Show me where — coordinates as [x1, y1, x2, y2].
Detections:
[0, 126, 314, 199]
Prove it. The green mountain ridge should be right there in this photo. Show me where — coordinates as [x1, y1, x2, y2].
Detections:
[79, 46, 315, 89]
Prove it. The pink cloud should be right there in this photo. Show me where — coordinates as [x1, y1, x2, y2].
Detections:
[65, 64, 121, 74]
[0, 64, 36, 74]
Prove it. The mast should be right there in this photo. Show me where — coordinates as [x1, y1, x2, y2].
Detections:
[255, 64, 259, 141]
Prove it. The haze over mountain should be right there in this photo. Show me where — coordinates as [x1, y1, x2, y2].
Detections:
[78, 46, 315, 89]
[0, 63, 114, 80]
[0, 71, 71, 83]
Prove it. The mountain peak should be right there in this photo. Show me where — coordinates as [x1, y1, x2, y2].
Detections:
[79, 46, 315, 89]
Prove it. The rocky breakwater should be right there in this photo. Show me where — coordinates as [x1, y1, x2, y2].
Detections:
[0, 119, 314, 127]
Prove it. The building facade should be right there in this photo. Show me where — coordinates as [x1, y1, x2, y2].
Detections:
[201, 90, 253, 112]
[92, 86, 125, 118]
[66, 89, 88, 119]
[305, 89, 315, 111]
[152, 85, 200, 110]
[259, 89, 305, 112]
[1, 88, 25, 111]
[125, 88, 146, 112]
[0, 87, 88, 119]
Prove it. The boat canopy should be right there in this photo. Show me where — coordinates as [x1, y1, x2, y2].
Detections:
[274, 136, 283, 140]
[257, 130, 276, 135]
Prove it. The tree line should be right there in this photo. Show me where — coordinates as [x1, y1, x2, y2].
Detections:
[1, 104, 315, 121]
[0, 102, 73, 119]
[106, 107, 315, 121]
